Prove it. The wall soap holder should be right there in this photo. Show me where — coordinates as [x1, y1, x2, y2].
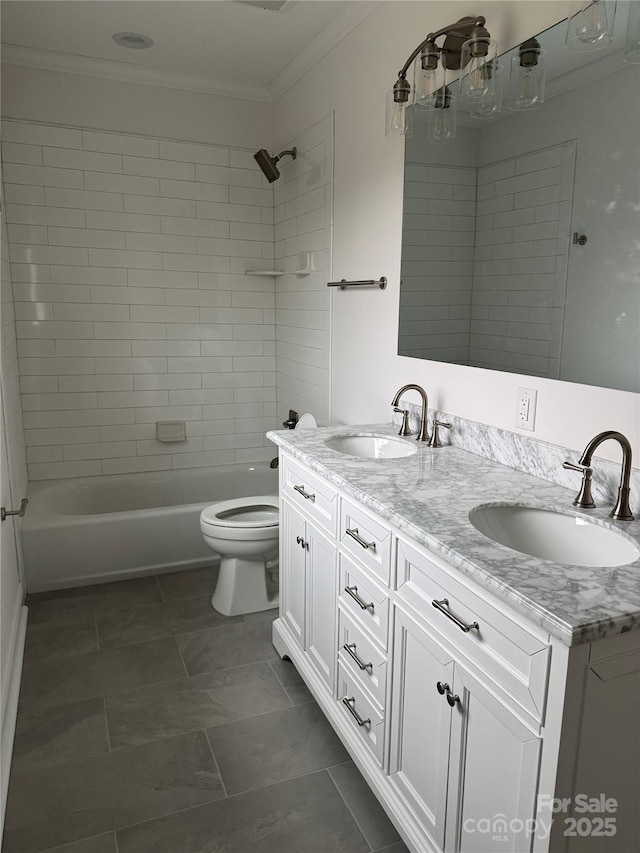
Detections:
[157, 421, 186, 442]
[295, 252, 313, 276]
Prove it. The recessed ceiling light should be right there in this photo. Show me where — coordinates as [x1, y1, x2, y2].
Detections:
[113, 32, 154, 50]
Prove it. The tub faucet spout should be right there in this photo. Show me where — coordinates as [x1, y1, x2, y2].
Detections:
[391, 384, 430, 442]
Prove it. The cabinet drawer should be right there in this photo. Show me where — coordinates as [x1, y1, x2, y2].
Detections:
[338, 663, 385, 766]
[396, 537, 550, 722]
[340, 499, 392, 586]
[338, 553, 390, 651]
[281, 454, 338, 536]
[338, 608, 388, 710]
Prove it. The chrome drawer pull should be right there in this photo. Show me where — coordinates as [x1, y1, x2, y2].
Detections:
[295, 536, 309, 550]
[344, 585, 375, 612]
[342, 696, 371, 728]
[293, 484, 315, 501]
[432, 598, 479, 633]
[436, 681, 460, 707]
[346, 527, 376, 551]
[343, 643, 373, 673]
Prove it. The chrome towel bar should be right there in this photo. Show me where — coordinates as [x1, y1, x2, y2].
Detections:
[327, 277, 387, 290]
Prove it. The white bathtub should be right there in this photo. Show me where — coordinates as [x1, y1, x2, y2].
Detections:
[22, 463, 278, 592]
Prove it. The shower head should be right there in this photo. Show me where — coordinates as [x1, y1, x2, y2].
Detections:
[253, 147, 297, 183]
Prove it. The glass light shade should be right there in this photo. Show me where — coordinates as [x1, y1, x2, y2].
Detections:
[414, 55, 443, 109]
[624, 0, 640, 62]
[469, 62, 504, 119]
[427, 88, 457, 143]
[459, 36, 499, 105]
[509, 51, 545, 110]
[566, 0, 616, 51]
[386, 90, 413, 137]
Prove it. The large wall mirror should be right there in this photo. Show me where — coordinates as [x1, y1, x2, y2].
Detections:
[398, 4, 639, 393]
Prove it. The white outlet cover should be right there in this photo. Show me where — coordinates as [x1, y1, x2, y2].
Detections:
[516, 388, 537, 431]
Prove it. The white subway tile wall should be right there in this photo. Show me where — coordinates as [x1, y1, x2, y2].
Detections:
[399, 141, 574, 378]
[274, 116, 333, 427]
[400, 163, 476, 362]
[2, 121, 290, 479]
[470, 142, 575, 377]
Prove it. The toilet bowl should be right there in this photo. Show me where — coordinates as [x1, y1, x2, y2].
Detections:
[200, 495, 279, 616]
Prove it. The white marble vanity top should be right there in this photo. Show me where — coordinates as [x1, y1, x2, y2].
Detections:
[267, 424, 640, 646]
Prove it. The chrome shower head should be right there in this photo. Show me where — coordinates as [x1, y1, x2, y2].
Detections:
[253, 147, 297, 183]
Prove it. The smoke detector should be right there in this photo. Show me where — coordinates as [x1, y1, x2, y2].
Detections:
[113, 32, 154, 49]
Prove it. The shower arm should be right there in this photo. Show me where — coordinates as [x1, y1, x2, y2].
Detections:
[274, 148, 297, 164]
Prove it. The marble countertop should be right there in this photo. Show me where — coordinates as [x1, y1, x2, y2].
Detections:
[267, 424, 640, 647]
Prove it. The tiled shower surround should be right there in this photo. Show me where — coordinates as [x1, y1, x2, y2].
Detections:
[2, 119, 331, 480]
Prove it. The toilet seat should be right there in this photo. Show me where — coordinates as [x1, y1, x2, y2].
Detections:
[200, 496, 279, 530]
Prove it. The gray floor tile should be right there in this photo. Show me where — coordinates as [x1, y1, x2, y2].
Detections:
[374, 843, 410, 853]
[26, 577, 162, 629]
[157, 566, 219, 601]
[116, 770, 370, 853]
[39, 833, 117, 853]
[2, 731, 225, 853]
[106, 661, 291, 749]
[208, 701, 349, 794]
[268, 658, 314, 703]
[18, 638, 186, 713]
[177, 618, 277, 676]
[12, 698, 109, 769]
[96, 595, 241, 648]
[328, 761, 402, 850]
[23, 622, 98, 668]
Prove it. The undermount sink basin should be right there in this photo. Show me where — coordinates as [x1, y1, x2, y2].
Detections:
[469, 503, 640, 568]
[325, 433, 417, 459]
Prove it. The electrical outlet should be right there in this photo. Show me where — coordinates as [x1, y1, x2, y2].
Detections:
[516, 387, 537, 431]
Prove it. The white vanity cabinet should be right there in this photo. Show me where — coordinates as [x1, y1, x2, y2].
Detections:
[272, 450, 640, 853]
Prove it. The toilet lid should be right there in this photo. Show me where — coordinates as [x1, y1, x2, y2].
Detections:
[201, 496, 279, 528]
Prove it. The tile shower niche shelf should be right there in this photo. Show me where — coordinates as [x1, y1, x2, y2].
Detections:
[244, 270, 285, 276]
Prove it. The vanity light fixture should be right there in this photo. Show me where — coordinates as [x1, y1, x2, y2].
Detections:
[387, 15, 499, 137]
[565, 0, 616, 51]
[509, 39, 545, 111]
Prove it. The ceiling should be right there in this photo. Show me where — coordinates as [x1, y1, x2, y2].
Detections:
[0, 0, 378, 101]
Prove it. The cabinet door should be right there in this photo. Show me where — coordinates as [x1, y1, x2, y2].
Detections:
[281, 501, 307, 649]
[306, 523, 337, 690]
[388, 606, 455, 850]
[447, 666, 541, 853]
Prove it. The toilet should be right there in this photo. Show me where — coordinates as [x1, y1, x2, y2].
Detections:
[200, 412, 318, 617]
[200, 496, 279, 616]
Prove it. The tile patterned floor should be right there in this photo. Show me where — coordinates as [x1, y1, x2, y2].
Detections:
[3, 568, 409, 853]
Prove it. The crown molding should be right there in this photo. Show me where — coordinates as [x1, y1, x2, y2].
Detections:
[1, 44, 273, 102]
[268, 1, 381, 100]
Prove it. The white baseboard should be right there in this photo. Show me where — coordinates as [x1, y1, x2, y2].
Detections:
[1, 604, 28, 836]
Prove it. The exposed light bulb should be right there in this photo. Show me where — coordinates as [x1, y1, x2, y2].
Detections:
[461, 58, 489, 102]
[431, 110, 455, 142]
[576, 0, 609, 43]
[391, 103, 408, 134]
[415, 67, 439, 108]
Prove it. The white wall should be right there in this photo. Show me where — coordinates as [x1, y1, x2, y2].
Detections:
[274, 0, 639, 464]
[1, 65, 275, 150]
[3, 120, 278, 479]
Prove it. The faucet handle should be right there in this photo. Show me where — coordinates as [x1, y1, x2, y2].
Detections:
[393, 407, 412, 436]
[429, 420, 451, 448]
[563, 460, 596, 508]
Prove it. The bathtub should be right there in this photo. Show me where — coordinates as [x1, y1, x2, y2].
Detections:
[22, 463, 278, 592]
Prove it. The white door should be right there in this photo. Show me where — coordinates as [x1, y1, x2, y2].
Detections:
[306, 523, 337, 691]
[447, 665, 542, 853]
[280, 501, 306, 649]
[388, 605, 455, 850]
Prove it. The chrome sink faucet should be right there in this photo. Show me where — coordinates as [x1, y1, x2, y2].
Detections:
[563, 430, 634, 521]
[391, 384, 430, 441]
